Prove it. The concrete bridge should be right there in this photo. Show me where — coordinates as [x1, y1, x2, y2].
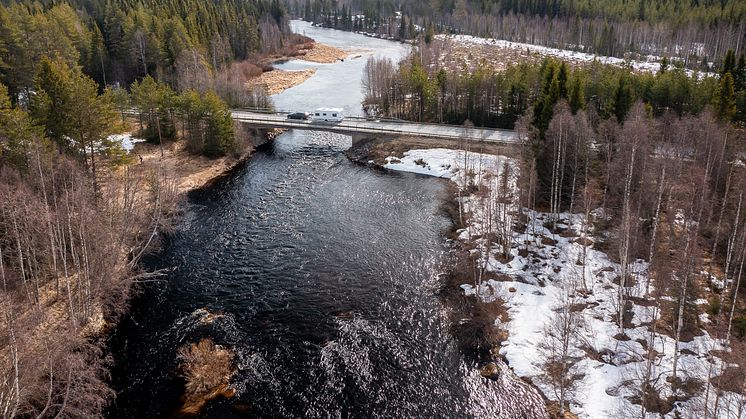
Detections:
[230, 110, 519, 145]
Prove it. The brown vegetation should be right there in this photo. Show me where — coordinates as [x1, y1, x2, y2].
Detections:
[296, 43, 349, 63]
[245, 42, 351, 95]
[177, 338, 236, 416]
[130, 136, 253, 195]
[249, 68, 317, 95]
[0, 149, 180, 417]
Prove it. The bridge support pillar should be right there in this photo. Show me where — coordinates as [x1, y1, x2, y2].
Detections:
[350, 133, 375, 146]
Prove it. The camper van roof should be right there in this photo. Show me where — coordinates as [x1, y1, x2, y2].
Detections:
[315, 107, 344, 112]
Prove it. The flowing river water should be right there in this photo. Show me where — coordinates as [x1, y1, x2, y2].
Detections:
[108, 21, 543, 418]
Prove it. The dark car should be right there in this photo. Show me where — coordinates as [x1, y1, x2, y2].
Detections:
[287, 112, 309, 120]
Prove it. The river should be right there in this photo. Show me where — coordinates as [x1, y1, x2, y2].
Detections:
[107, 21, 537, 418]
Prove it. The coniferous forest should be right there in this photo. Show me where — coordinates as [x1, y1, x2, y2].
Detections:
[289, 0, 744, 69]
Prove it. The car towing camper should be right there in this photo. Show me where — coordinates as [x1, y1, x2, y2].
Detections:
[312, 107, 344, 122]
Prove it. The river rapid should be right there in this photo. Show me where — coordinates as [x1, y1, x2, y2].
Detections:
[107, 21, 538, 418]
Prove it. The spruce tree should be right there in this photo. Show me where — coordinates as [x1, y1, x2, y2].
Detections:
[715, 72, 736, 122]
[569, 75, 585, 114]
[721, 49, 736, 76]
[613, 74, 633, 122]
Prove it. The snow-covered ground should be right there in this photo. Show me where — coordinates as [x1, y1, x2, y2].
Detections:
[384, 148, 513, 181]
[383, 148, 743, 418]
[437, 34, 714, 78]
[108, 133, 146, 153]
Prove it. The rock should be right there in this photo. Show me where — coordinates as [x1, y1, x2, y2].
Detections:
[479, 362, 500, 380]
[192, 307, 225, 325]
[332, 309, 354, 319]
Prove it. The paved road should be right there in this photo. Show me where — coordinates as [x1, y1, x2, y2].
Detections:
[230, 110, 519, 144]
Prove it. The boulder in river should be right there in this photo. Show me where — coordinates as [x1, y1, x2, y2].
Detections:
[479, 362, 500, 380]
[191, 307, 225, 325]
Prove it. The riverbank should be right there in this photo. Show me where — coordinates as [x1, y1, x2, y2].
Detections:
[123, 127, 279, 196]
[345, 139, 550, 418]
[346, 138, 735, 419]
[250, 42, 350, 95]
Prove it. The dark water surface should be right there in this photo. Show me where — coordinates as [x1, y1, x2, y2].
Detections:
[108, 132, 515, 417]
[107, 21, 534, 418]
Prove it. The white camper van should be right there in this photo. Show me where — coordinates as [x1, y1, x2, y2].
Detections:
[311, 107, 344, 122]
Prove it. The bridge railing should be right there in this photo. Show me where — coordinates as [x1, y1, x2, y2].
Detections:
[230, 112, 517, 143]
[230, 108, 514, 134]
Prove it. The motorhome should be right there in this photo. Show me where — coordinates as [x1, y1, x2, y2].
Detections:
[311, 107, 344, 122]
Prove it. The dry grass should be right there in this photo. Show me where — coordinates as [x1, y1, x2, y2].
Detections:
[248, 68, 316, 95]
[128, 139, 249, 196]
[297, 42, 349, 63]
[177, 338, 236, 416]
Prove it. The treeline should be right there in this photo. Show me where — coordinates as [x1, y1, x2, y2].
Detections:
[363, 43, 746, 128]
[0, 0, 293, 99]
[128, 75, 247, 158]
[287, 0, 744, 67]
[292, 0, 420, 40]
[517, 100, 746, 417]
[0, 72, 180, 416]
[448, 57, 746, 416]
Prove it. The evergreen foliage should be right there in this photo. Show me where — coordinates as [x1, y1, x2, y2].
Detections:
[291, 0, 744, 67]
[0, 0, 289, 96]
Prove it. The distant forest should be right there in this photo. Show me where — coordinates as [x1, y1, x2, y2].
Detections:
[287, 0, 745, 68]
[0, 0, 292, 99]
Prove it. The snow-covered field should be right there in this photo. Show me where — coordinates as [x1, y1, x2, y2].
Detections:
[383, 148, 743, 418]
[384, 148, 513, 181]
[437, 34, 714, 78]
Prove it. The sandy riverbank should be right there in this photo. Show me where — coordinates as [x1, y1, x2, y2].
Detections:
[250, 68, 317, 95]
[250, 42, 351, 95]
[296, 42, 349, 63]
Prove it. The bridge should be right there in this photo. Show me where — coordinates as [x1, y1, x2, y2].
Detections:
[230, 110, 519, 145]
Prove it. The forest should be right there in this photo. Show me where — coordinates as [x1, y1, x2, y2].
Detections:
[288, 0, 744, 69]
[362, 42, 745, 127]
[0, 0, 292, 416]
[364, 34, 746, 415]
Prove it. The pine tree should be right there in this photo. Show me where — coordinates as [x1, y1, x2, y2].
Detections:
[721, 49, 736, 76]
[569, 75, 585, 114]
[0, 82, 46, 170]
[31, 58, 75, 151]
[659, 56, 669, 75]
[715, 72, 736, 122]
[557, 62, 569, 99]
[734, 54, 746, 92]
[399, 15, 408, 40]
[613, 74, 633, 122]
[202, 91, 235, 157]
